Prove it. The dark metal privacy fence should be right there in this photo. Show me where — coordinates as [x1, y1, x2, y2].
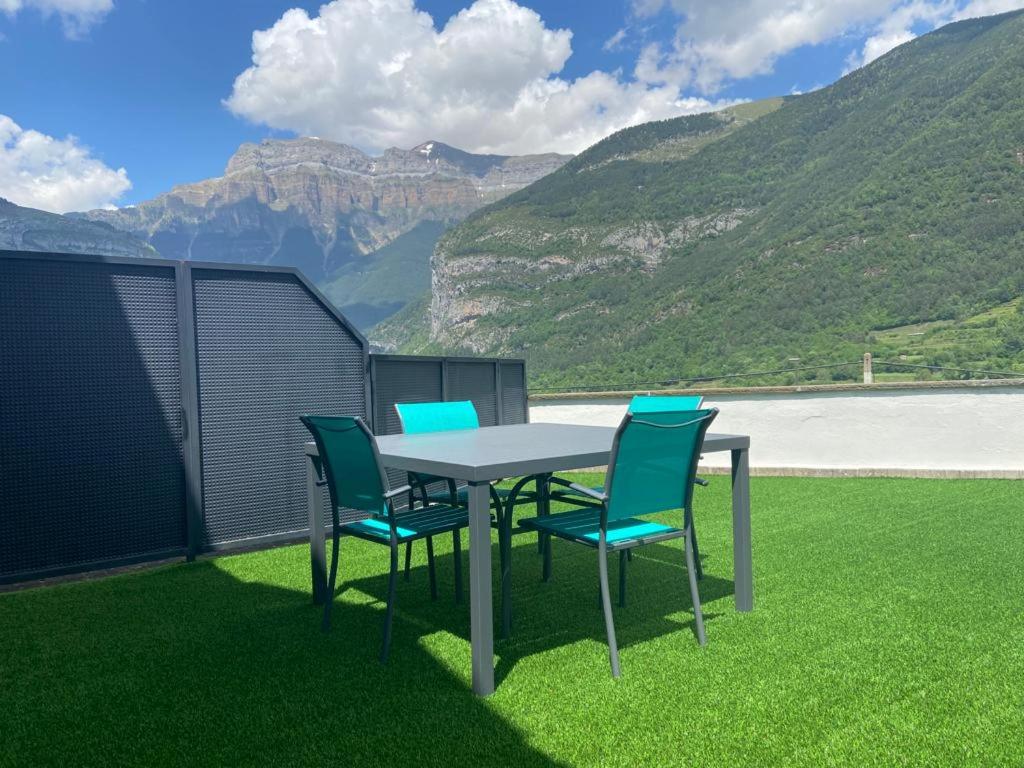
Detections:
[0, 251, 528, 585]
[0, 250, 368, 583]
[370, 354, 527, 435]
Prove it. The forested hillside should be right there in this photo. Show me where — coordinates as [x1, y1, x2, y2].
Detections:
[382, 10, 1024, 388]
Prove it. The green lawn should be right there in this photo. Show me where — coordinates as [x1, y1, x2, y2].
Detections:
[2, 477, 1022, 767]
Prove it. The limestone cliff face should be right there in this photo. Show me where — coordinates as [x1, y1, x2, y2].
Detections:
[427, 209, 753, 352]
[78, 138, 570, 282]
[0, 198, 156, 259]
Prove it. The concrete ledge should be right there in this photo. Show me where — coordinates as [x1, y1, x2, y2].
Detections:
[567, 465, 1024, 480]
[530, 377, 1024, 401]
[698, 466, 1024, 480]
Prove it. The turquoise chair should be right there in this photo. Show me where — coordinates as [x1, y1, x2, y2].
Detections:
[547, 395, 708, 575]
[395, 400, 486, 514]
[395, 400, 541, 638]
[394, 400, 520, 519]
[520, 407, 719, 677]
[300, 414, 469, 663]
[629, 394, 703, 412]
[541, 396, 704, 512]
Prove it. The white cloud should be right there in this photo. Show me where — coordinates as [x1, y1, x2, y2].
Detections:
[635, 0, 1024, 90]
[225, 0, 732, 156]
[226, 0, 1024, 156]
[634, 1, 904, 92]
[0, 115, 131, 212]
[603, 27, 627, 51]
[843, 0, 953, 71]
[845, 0, 1024, 71]
[0, 0, 113, 37]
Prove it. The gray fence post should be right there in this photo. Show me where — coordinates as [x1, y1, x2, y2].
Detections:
[175, 261, 204, 561]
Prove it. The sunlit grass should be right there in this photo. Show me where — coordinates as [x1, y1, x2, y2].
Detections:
[2, 476, 1022, 766]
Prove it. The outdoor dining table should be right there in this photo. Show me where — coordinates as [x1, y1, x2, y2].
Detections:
[304, 422, 752, 696]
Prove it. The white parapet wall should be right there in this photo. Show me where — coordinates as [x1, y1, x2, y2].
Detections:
[529, 385, 1024, 477]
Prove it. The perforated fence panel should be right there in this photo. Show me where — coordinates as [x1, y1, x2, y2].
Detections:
[447, 361, 498, 426]
[191, 268, 367, 547]
[500, 362, 527, 425]
[0, 254, 185, 581]
[372, 359, 444, 436]
[370, 356, 527, 432]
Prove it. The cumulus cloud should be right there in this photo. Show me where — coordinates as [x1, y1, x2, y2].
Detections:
[0, 0, 113, 37]
[225, 0, 732, 156]
[0, 115, 131, 212]
[636, 0, 1024, 89]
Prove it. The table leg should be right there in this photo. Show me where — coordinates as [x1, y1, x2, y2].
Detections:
[731, 447, 753, 612]
[308, 455, 327, 606]
[467, 481, 495, 696]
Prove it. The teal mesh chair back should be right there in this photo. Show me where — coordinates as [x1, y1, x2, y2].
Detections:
[604, 408, 718, 522]
[300, 415, 388, 513]
[629, 394, 703, 413]
[395, 400, 480, 434]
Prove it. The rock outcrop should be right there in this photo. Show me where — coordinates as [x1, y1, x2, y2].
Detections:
[77, 138, 570, 282]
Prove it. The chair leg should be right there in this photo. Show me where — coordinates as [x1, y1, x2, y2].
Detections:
[598, 541, 621, 677]
[426, 535, 438, 601]
[404, 541, 413, 581]
[381, 538, 399, 663]
[453, 529, 463, 605]
[321, 523, 341, 632]
[684, 525, 706, 646]
[685, 509, 704, 580]
[692, 523, 704, 580]
[619, 549, 627, 608]
[626, 549, 633, 562]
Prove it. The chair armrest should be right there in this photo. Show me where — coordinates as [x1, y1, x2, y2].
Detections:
[384, 485, 413, 500]
[548, 475, 607, 502]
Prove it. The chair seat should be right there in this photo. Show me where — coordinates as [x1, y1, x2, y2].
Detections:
[342, 503, 468, 543]
[519, 508, 684, 550]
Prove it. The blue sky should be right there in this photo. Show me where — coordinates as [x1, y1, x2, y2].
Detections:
[1, 0, 1020, 210]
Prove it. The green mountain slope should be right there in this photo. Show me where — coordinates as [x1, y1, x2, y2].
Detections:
[321, 220, 445, 329]
[391, 11, 1024, 388]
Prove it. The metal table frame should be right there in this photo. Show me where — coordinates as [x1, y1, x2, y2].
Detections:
[304, 422, 752, 696]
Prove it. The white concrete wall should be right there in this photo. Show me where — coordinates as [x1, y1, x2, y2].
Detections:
[530, 387, 1024, 475]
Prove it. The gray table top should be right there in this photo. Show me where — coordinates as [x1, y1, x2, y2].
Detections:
[305, 422, 749, 483]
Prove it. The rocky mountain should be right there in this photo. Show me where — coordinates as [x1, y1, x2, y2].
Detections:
[381, 10, 1024, 388]
[0, 198, 156, 259]
[75, 138, 569, 325]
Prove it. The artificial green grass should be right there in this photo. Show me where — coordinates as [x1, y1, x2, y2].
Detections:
[2, 477, 1022, 767]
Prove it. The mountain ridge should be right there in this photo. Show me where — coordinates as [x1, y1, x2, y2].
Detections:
[0, 198, 156, 259]
[66, 137, 569, 326]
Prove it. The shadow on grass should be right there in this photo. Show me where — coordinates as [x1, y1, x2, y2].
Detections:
[0, 559, 566, 767]
[1, 528, 732, 766]
[343, 534, 734, 686]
